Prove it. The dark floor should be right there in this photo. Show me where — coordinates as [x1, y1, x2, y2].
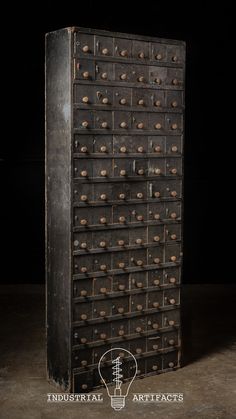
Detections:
[0, 284, 236, 419]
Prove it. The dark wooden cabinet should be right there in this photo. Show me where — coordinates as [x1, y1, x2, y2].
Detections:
[45, 26, 185, 392]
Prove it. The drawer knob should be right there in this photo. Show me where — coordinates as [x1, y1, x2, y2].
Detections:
[136, 214, 143, 221]
[155, 78, 161, 85]
[101, 121, 108, 129]
[168, 320, 175, 326]
[137, 168, 145, 175]
[117, 239, 125, 246]
[81, 121, 89, 128]
[170, 190, 178, 197]
[153, 258, 160, 264]
[118, 284, 125, 291]
[101, 72, 108, 79]
[100, 310, 106, 317]
[120, 121, 127, 128]
[154, 191, 161, 198]
[136, 348, 142, 354]
[172, 55, 178, 62]
[119, 98, 127, 105]
[100, 333, 107, 339]
[171, 145, 178, 152]
[118, 329, 125, 336]
[171, 123, 178, 130]
[100, 170, 107, 177]
[154, 100, 161, 107]
[80, 194, 88, 202]
[136, 326, 142, 333]
[169, 362, 175, 368]
[136, 304, 143, 311]
[136, 282, 143, 288]
[153, 301, 160, 308]
[99, 241, 107, 248]
[80, 219, 88, 226]
[154, 145, 161, 152]
[135, 260, 143, 266]
[80, 170, 88, 177]
[118, 307, 125, 313]
[80, 290, 87, 297]
[100, 145, 107, 152]
[172, 78, 178, 85]
[102, 97, 109, 104]
[82, 71, 89, 79]
[80, 314, 87, 320]
[80, 266, 87, 273]
[99, 217, 107, 224]
[80, 146, 88, 153]
[135, 238, 143, 245]
[120, 73, 127, 80]
[81, 384, 88, 390]
[137, 122, 144, 129]
[82, 96, 89, 103]
[80, 338, 87, 344]
[137, 146, 144, 153]
[138, 76, 145, 82]
[118, 262, 125, 269]
[102, 48, 109, 55]
[82, 45, 89, 53]
[156, 53, 162, 60]
[171, 100, 178, 108]
[154, 168, 161, 175]
[152, 323, 159, 329]
[170, 212, 177, 219]
[80, 242, 87, 249]
[170, 234, 177, 240]
[138, 51, 145, 58]
[120, 49, 128, 57]
[153, 278, 160, 286]
[170, 256, 177, 262]
[169, 339, 175, 345]
[169, 277, 176, 284]
[153, 235, 160, 242]
[120, 145, 127, 153]
[152, 364, 158, 370]
[118, 193, 126, 200]
[81, 360, 88, 366]
[119, 216, 126, 223]
[154, 213, 160, 220]
[155, 123, 162, 130]
[138, 99, 144, 106]
[100, 194, 107, 200]
[136, 192, 143, 199]
[100, 264, 107, 271]
[170, 168, 178, 174]
[120, 169, 126, 176]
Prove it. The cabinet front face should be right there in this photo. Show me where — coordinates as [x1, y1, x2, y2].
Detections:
[46, 26, 185, 393]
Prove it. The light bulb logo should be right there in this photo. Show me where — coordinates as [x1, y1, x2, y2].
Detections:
[98, 347, 138, 411]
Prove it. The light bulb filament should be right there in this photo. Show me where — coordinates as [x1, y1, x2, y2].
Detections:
[112, 356, 123, 390]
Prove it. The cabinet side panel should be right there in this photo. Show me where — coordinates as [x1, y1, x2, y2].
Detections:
[45, 29, 72, 390]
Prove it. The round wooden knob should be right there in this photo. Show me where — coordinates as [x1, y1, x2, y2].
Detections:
[119, 216, 126, 223]
[136, 214, 143, 221]
[169, 320, 175, 326]
[100, 145, 107, 152]
[120, 145, 127, 153]
[171, 100, 178, 108]
[170, 168, 177, 174]
[100, 194, 107, 200]
[138, 76, 144, 82]
[99, 241, 106, 248]
[101, 121, 108, 129]
[80, 290, 87, 297]
[81, 121, 89, 128]
[100, 264, 107, 271]
[119, 98, 127, 105]
[120, 121, 127, 128]
[80, 146, 88, 153]
[171, 123, 178, 130]
[135, 260, 143, 266]
[155, 78, 161, 85]
[80, 266, 87, 273]
[170, 256, 177, 262]
[170, 234, 177, 240]
[153, 301, 160, 308]
[100, 333, 107, 340]
[135, 238, 143, 245]
[154, 213, 160, 220]
[155, 123, 162, 130]
[118, 262, 125, 269]
[154, 100, 161, 107]
[118, 193, 125, 200]
[82, 96, 89, 103]
[117, 239, 125, 246]
[138, 99, 144, 105]
[118, 284, 125, 291]
[170, 190, 177, 197]
[154, 168, 161, 175]
[120, 73, 127, 80]
[136, 282, 143, 288]
[118, 307, 125, 313]
[136, 304, 143, 311]
[137, 122, 144, 129]
[80, 219, 87, 226]
[170, 212, 177, 219]
[154, 145, 161, 152]
[153, 235, 160, 242]
[101, 72, 108, 79]
[172, 55, 178, 62]
[100, 310, 106, 317]
[154, 258, 160, 264]
[152, 365, 158, 371]
[152, 323, 159, 329]
[80, 170, 88, 177]
[80, 337, 87, 344]
[102, 97, 109, 104]
[80, 242, 87, 249]
[153, 343, 159, 350]
[74, 240, 79, 247]
[138, 51, 145, 58]
[81, 314, 87, 320]
[156, 53, 162, 60]
[169, 339, 175, 345]
[137, 169, 144, 175]
[154, 191, 161, 198]
[81, 383, 88, 390]
[169, 362, 175, 368]
[100, 217, 107, 224]
[82, 71, 89, 79]
[169, 277, 176, 284]
[172, 78, 178, 85]
[153, 279, 160, 286]
[136, 348, 142, 354]
[81, 360, 88, 366]
[137, 192, 143, 199]
[118, 329, 125, 336]
[171, 145, 178, 152]
[102, 48, 109, 55]
[100, 170, 107, 177]
[120, 169, 126, 176]
[136, 326, 142, 333]
[120, 49, 128, 57]
[82, 45, 89, 53]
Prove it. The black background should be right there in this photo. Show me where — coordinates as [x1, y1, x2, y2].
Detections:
[0, 1, 233, 284]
